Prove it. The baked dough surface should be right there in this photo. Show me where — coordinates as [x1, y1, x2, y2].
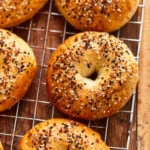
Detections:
[0, 0, 48, 28]
[55, 0, 140, 32]
[0, 29, 37, 112]
[19, 118, 110, 150]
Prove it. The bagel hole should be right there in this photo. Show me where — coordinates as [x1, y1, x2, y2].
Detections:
[87, 70, 98, 80]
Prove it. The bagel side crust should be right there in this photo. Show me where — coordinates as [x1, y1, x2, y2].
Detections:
[46, 32, 138, 120]
[0, 141, 3, 150]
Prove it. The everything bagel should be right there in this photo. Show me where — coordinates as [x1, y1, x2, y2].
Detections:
[0, 0, 48, 28]
[46, 32, 138, 120]
[55, 0, 140, 32]
[0, 29, 37, 112]
[19, 118, 110, 150]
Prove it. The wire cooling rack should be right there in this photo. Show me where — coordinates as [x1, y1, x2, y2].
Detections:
[0, 0, 146, 149]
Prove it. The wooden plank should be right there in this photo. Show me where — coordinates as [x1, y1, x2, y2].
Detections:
[138, 0, 150, 150]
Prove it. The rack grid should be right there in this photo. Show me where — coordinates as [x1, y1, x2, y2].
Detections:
[0, 0, 146, 149]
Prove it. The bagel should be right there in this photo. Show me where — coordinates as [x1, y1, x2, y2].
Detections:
[0, 141, 3, 150]
[19, 118, 110, 150]
[0, 0, 48, 28]
[0, 29, 37, 112]
[46, 31, 138, 120]
[55, 0, 140, 32]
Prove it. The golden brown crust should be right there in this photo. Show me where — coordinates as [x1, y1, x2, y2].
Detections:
[0, 141, 3, 150]
[0, 0, 48, 28]
[19, 118, 110, 150]
[55, 0, 140, 32]
[0, 29, 37, 112]
[46, 31, 138, 120]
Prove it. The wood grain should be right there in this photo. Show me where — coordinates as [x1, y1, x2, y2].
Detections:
[138, 0, 150, 150]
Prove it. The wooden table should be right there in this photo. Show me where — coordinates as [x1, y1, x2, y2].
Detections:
[138, 0, 150, 150]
